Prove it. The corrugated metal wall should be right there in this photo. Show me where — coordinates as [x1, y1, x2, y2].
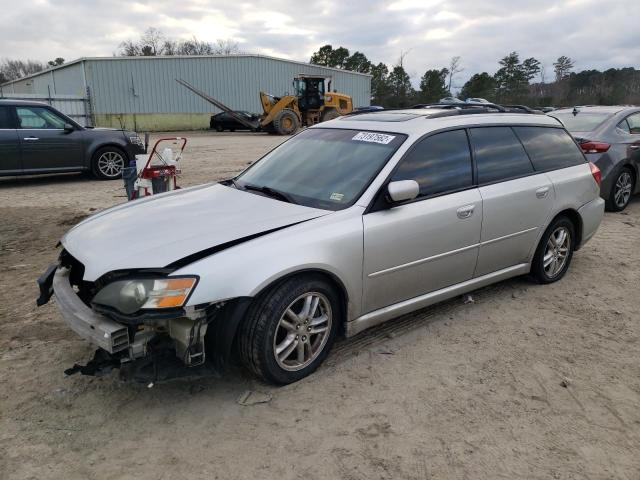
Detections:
[2, 62, 86, 96]
[83, 56, 371, 114]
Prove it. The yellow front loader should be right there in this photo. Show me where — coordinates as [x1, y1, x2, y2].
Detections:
[259, 75, 353, 135]
[177, 76, 353, 136]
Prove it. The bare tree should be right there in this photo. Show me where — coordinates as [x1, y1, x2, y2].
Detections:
[212, 39, 240, 55]
[118, 28, 240, 57]
[0, 59, 45, 81]
[447, 56, 463, 92]
[553, 56, 574, 82]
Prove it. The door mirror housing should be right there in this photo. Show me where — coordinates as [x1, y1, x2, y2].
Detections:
[387, 180, 419, 203]
[63, 123, 75, 133]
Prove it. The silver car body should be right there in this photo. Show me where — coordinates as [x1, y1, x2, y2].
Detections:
[55, 110, 604, 355]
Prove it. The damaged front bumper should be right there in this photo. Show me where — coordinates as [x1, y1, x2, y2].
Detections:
[47, 266, 218, 381]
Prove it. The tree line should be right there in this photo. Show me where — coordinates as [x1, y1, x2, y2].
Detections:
[0, 27, 239, 84]
[310, 45, 640, 108]
[3, 32, 638, 108]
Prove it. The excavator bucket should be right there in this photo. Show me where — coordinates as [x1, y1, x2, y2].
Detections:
[176, 79, 260, 131]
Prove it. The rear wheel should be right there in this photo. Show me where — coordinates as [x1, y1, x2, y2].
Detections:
[239, 275, 340, 384]
[272, 108, 299, 135]
[530, 216, 575, 284]
[91, 146, 127, 180]
[606, 167, 635, 212]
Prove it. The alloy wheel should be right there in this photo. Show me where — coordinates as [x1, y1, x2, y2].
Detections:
[543, 226, 571, 278]
[273, 292, 332, 371]
[614, 171, 633, 209]
[97, 151, 125, 178]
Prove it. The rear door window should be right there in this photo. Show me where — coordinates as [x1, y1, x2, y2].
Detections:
[391, 129, 473, 198]
[469, 127, 534, 184]
[514, 127, 585, 171]
[0, 106, 14, 128]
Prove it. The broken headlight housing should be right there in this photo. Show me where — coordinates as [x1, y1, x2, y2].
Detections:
[92, 277, 198, 314]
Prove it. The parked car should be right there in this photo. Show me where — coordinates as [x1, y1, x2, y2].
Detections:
[465, 97, 491, 104]
[209, 111, 261, 132]
[351, 105, 384, 114]
[38, 108, 604, 385]
[0, 99, 145, 179]
[439, 96, 466, 104]
[550, 106, 640, 211]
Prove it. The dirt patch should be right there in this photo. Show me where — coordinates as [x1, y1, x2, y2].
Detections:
[1, 131, 639, 479]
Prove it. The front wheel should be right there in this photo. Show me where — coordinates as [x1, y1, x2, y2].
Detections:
[91, 147, 127, 180]
[606, 167, 635, 212]
[530, 216, 575, 284]
[238, 275, 340, 384]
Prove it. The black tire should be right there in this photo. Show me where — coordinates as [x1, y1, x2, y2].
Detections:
[605, 167, 635, 212]
[321, 109, 340, 122]
[238, 275, 341, 384]
[215, 125, 223, 132]
[272, 108, 299, 135]
[91, 146, 127, 180]
[530, 216, 576, 284]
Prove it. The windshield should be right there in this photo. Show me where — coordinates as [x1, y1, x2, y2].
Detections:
[236, 128, 407, 210]
[550, 112, 612, 132]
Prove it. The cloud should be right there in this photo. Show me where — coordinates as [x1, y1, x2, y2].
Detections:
[0, 0, 637, 90]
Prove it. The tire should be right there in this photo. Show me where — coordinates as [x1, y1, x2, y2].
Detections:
[321, 109, 340, 122]
[91, 146, 127, 180]
[530, 216, 576, 284]
[605, 167, 635, 212]
[215, 125, 223, 132]
[272, 109, 299, 135]
[239, 275, 340, 384]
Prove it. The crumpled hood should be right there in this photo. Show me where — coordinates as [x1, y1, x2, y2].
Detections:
[62, 183, 330, 281]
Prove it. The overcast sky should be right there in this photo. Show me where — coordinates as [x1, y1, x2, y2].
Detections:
[0, 0, 637, 88]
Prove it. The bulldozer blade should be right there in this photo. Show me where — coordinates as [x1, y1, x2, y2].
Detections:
[176, 79, 260, 131]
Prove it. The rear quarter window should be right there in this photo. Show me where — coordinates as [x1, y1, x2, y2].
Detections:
[514, 127, 585, 171]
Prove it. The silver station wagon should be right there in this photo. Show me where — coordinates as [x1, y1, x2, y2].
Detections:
[38, 108, 605, 384]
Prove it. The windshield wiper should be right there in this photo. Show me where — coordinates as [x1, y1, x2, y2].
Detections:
[243, 183, 297, 204]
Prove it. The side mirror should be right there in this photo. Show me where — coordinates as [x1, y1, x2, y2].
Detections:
[387, 180, 419, 203]
[63, 123, 75, 133]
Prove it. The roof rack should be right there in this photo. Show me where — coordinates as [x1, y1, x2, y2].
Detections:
[411, 102, 545, 116]
[413, 102, 507, 112]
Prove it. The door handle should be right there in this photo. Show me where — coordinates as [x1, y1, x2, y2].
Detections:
[630, 145, 639, 150]
[536, 187, 550, 199]
[23, 137, 39, 141]
[456, 204, 475, 219]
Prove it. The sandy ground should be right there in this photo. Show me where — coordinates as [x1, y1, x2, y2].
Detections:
[1, 131, 639, 480]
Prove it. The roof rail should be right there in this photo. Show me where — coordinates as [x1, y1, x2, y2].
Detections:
[414, 102, 507, 112]
[413, 102, 546, 115]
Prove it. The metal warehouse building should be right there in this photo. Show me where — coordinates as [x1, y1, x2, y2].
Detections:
[0, 55, 371, 131]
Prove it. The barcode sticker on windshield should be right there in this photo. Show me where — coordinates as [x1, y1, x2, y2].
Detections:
[352, 132, 396, 144]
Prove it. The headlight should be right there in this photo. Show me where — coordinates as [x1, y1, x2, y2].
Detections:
[129, 135, 144, 147]
[92, 277, 197, 314]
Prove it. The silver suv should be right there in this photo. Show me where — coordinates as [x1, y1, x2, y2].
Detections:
[38, 108, 605, 384]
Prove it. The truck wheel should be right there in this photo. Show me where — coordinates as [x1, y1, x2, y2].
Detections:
[321, 109, 340, 122]
[91, 146, 127, 180]
[239, 275, 340, 384]
[272, 109, 299, 135]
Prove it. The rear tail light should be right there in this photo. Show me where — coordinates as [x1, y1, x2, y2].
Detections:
[589, 162, 601, 186]
[580, 141, 610, 153]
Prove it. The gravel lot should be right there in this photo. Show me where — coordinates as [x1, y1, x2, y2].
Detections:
[1, 131, 639, 480]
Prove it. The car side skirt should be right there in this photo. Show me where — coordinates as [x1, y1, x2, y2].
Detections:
[346, 263, 530, 337]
